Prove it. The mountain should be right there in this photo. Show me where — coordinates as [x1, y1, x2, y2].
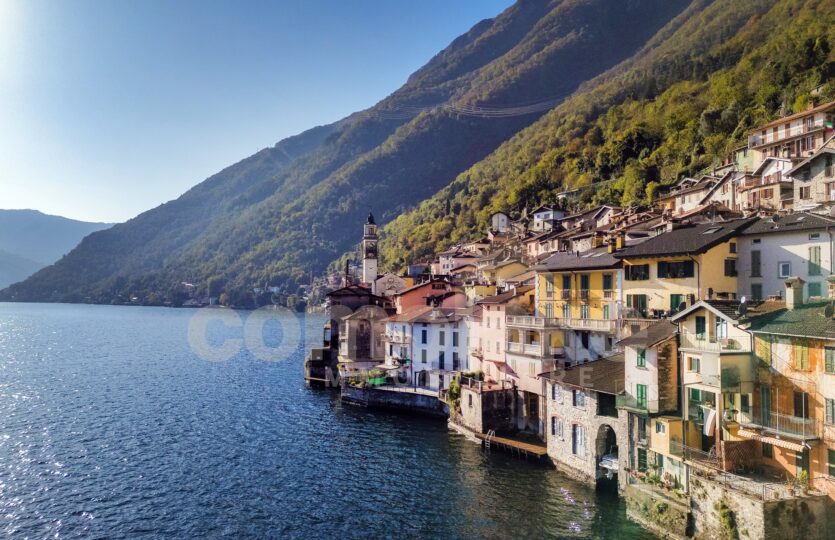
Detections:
[1, 0, 693, 305]
[379, 0, 835, 269]
[0, 210, 113, 289]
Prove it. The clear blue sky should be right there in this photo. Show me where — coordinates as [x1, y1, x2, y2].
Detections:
[0, 0, 512, 223]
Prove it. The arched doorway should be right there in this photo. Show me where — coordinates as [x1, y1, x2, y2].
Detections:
[595, 424, 618, 490]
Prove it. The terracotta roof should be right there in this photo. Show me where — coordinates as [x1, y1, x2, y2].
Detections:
[542, 354, 624, 395]
[615, 218, 756, 258]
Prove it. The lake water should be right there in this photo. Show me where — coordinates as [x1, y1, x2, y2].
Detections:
[0, 303, 651, 538]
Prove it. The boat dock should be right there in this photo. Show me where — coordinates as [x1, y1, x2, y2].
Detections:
[475, 432, 549, 460]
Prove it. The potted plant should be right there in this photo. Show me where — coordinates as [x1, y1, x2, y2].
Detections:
[798, 470, 810, 495]
[785, 473, 797, 497]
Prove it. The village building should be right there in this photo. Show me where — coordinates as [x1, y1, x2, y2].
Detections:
[374, 272, 408, 298]
[337, 305, 389, 377]
[614, 218, 753, 317]
[737, 157, 794, 212]
[544, 355, 625, 485]
[384, 306, 471, 390]
[748, 100, 835, 164]
[788, 135, 835, 211]
[530, 204, 566, 231]
[616, 321, 682, 489]
[489, 211, 511, 233]
[736, 211, 835, 301]
[392, 278, 467, 312]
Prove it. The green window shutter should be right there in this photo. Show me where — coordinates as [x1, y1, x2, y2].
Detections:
[637, 349, 646, 368]
[809, 246, 822, 276]
[826, 347, 835, 373]
[603, 273, 612, 290]
[637, 384, 647, 409]
[829, 449, 835, 477]
[695, 316, 706, 338]
[827, 399, 835, 425]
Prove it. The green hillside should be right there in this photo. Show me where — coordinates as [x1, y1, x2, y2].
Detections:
[1, 0, 689, 305]
[379, 0, 835, 270]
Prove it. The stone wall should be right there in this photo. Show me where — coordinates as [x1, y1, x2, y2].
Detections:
[624, 483, 690, 540]
[688, 472, 832, 540]
[459, 387, 515, 434]
[341, 386, 450, 418]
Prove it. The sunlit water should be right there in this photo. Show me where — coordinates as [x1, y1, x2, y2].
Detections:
[0, 303, 651, 538]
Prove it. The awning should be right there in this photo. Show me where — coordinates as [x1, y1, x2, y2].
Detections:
[737, 429, 806, 452]
[374, 364, 404, 370]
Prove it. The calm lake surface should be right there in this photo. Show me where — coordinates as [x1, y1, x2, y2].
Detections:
[0, 303, 651, 539]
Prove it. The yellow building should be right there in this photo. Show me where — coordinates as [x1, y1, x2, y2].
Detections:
[613, 219, 753, 317]
[529, 244, 622, 364]
[480, 259, 528, 287]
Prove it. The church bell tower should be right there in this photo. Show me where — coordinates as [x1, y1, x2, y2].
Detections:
[362, 212, 378, 293]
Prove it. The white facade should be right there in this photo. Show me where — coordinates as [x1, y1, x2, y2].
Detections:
[387, 314, 469, 391]
[490, 212, 510, 233]
[737, 227, 833, 301]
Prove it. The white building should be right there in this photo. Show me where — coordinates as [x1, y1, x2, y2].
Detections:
[383, 306, 470, 390]
[736, 212, 835, 301]
[490, 211, 511, 234]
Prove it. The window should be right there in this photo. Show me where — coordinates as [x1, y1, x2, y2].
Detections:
[561, 303, 571, 319]
[421, 329, 427, 344]
[580, 332, 589, 349]
[800, 186, 812, 199]
[468, 394, 473, 408]
[795, 342, 810, 371]
[545, 303, 553, 319]
[562, 274, 571, 293]
[452, 352, 460, 371]
[496, 318, 501, 330]
[671, 294, 684, 312]
[452, 332, 459, 347]
[637, 448, 648, 471]
[829, 449, 835, 477]
[603, 304, 610, 320]
[715, 319, 728, 339]
[438, 351, 445, 370]
[794, 391, 810, 419]
[695, 316, 706, 339]
[551, 416, 564, 438]
[637, 417, 648, 442]
[421, 349, 427, 363]
[551, 384, 562, 401]
[688, 356, 700, 373]
[751, 250, 761, 277]
[655, 422, 666, 434]
[573, 390, 586, 408]
[439, 331, 445, 346]
[545, 274, 554, 296]
[778, 261, 791, 278]
[572, 424, 585, 456]
[637, 349, 646, 368]
[755, 336, 772, 365]
[636, 384, 647, 409]
[763, 442, 773, 459]
[602, 273, 613, 291]
[625, 264, 650, 281]
[826, 347, 835, 373]
[809, 246, 822, 276]
[751, 283, 763, 301]
[657, 260, 695, 279]
[580, 305, 590, 319]
[729, 242, 737, 254]
[724, 259, 737, 277]
[810, 232, 821, 240]
[740, 394, 751, 414]
[826, 398, 835, 425]
[809, 282, 822, 298]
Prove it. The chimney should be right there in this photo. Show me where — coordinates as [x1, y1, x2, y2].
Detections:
[784, 277, 805, 310]
[592, 233, 603, 249]
[607, 238, 616, 254]
[615, 232, 625, 250]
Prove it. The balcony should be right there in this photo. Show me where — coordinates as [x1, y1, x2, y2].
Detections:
[741, 409, 821, 441]
[603, 289, 614, 300]
[561, 289, 571, 300]
[616, 393, 659, 414]
[505, 341, 564, 358]
[748, 120, 826, 148]
[470, 346, 484, 358]
[679, 331, 748, 353]
[384, 333, 411, 345]
[506, 315, 617, 333]
[579, 289, 590, 300]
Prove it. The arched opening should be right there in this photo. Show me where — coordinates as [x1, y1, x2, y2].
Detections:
[595, 424, 618, 491]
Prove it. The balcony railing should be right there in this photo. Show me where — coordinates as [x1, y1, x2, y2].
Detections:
[505, 341, 564, 358]
[748, 120, 826, 147]
[561, 289, 571, 300]
[506, 315, 616, 333]
[679, 331, 748, 352]
[384, 333, 411, 344]
[742, 409, 821, 440]
[579, 289, 590, 300]
[603, 290, 614, 299]
[616, 394, 660, 413]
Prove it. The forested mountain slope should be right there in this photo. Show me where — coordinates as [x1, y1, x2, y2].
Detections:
[378, 0, 835, 270]
[2, 0, 689, 304]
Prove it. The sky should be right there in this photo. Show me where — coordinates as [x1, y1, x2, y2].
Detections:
[0, 0, 512, 223]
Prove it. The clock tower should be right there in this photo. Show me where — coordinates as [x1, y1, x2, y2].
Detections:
[362, 212, 378, 293]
